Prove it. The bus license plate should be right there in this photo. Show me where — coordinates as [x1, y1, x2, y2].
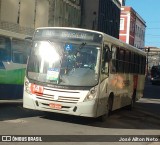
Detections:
[49, 103, 62, 110]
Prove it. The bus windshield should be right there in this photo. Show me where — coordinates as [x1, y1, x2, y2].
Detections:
[27, 40, 101, 86]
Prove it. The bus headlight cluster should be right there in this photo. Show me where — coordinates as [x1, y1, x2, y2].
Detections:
[84, 87, 97, 102]
[24, 79, 44, 96]
[24, 80, 31, 94]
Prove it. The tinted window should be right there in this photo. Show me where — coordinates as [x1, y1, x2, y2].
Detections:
[12, 39, 31, 64]
[0, 36, 11, 62]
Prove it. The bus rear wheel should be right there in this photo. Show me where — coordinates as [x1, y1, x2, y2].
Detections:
[127, 91, 136, 111]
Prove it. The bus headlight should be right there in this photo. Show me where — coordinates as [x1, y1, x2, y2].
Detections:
[25, 81, 44, 96]
[24, 80, 31, 94]
[84, 87, 97, 102]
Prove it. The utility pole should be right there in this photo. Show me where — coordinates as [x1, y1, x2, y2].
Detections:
[145, 47, 150, 79]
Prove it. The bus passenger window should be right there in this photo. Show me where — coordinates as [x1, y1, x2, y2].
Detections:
[12, 38, 28, 64]
[0, 36, 11, 62]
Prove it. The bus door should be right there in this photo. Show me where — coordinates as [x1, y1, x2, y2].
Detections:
[96, 44, 111, 116]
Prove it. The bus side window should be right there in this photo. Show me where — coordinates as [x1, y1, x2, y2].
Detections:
[12, 38, 28, 64]
[0, 36, 11, 62]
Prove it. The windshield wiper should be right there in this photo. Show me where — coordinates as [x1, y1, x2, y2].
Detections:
[78, 42, 86, 50]
[75, 42, 87, 55]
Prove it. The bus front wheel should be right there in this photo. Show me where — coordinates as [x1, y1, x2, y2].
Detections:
[98, 95, 113, 122]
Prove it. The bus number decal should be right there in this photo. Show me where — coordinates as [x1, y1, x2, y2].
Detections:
[30, 84, 44, 95]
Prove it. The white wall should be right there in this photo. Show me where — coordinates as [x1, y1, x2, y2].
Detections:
[35, 0, 49, 28]
[0, 0, 19, 23]
[19, 0, 35, 28]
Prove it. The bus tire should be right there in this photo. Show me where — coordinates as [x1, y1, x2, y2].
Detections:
[98, 95, 113, 122]
[127, 90, 136, 111]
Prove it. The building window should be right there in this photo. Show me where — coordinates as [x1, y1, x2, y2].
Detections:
[130, 21, 135, 33]
[120, 18, 124, 30]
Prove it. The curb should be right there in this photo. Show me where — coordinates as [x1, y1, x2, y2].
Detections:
[0, 99, 23, 104]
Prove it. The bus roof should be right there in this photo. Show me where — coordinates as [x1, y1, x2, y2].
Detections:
[102, 32, 146, 56]
[35, 27, 146, 56]
[35, 27, 103, 35]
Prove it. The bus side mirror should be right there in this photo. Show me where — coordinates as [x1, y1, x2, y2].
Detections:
[101, 46, 112, 75]
[104, 48, 112, 62]
[104, 45, 112, 62]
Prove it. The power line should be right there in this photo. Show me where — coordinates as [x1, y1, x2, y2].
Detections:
[147, 28, 160, 29]
[146, 21, 160, 23]
[146, 33, 160, 35]
[146, 34, 160, 36]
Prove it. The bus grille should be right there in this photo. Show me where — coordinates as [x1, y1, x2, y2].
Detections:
[35, 87, 81, 104]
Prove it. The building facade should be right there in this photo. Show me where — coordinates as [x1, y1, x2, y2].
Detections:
[144, 47, 160, 68]
[134, 13, 146, 48]
[81, 0, 121, 38]
[119, 6, 146, 48]
[48, 0, 81, 28]
[0, 0, 81, 36]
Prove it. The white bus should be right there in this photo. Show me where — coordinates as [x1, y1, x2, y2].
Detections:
[0, 29, 31, 100]
[23, 27, 146, 120]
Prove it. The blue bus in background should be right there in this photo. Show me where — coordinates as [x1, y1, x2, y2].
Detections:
[0, 29, 31, 100]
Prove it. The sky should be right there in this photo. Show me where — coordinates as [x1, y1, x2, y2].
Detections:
[126, 0, 160, 48]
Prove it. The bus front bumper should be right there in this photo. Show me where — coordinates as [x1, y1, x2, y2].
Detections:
[23, 91, 98, 118]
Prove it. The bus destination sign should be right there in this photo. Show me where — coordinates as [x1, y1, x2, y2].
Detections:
[34, 29, 102, 43]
